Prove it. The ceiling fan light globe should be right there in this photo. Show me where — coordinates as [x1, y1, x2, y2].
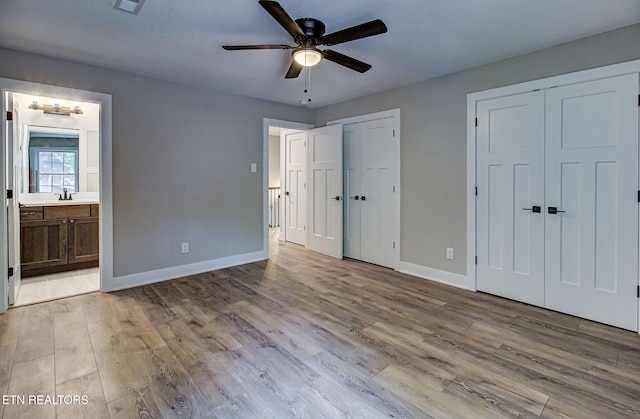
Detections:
[293, 49, 322, 67]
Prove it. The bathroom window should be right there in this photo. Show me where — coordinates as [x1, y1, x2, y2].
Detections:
[33, 149, 79, 193]
[28, 134, 79, 193]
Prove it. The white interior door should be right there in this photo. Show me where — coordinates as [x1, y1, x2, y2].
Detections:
[282, 129, 307, 246]
[359, 118, 397, 268]
[476, 91, 546, 306]
[6, 94, 20, 305]
[307, 124, 343, 259]
[344, 123, 362, 259]
[544, 74, 638, 331]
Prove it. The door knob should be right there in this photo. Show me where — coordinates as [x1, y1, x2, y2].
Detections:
[360, 196, 367, 201]
[349, 195, 360, 200]
[285, 191, 290, 196]
[548, 206, 566, 214]
[332, 196, 342, 201]
[522, 206, 541, 213]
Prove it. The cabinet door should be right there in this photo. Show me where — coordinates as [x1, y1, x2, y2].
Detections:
[68, 217, 99, 264]
[20, 219, 68, 271]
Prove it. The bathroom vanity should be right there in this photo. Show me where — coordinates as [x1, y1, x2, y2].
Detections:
[19, 201, 99, 278]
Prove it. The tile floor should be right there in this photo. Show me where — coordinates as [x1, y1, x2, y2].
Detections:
[13, 267, 100, 307]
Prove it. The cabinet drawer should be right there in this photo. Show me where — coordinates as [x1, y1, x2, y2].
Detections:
[44, 205, 91, 219]
[90, 204, 99, 217]
[20, 207, 43, 220]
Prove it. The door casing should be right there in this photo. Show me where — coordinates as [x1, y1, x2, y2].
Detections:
[0, 78, 113, 314]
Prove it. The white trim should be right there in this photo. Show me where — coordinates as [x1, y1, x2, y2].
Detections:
[327, 108, 401, 270]
[111, 250, 266, 291]
[262, 119, 313, 256]
[0, 78, 113, 312]
[467, 59, 640, 333]
[397, 261, 468, 290]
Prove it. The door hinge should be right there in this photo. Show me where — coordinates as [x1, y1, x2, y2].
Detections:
[6, 190, 12, 199]
[475, 117, 478, 127]
[5, 111, 12, 121]
[393, 185, 396, 193]
[637, 190, 640, 203]
[393, 129, 396, 137]
[475, 187, 478, 196]
[393, 241, 396, 249]
[8, 267, 13, 278]
[475, 256, 478, 265]
[638, 95, 640, 107]
[637, 285, 639, 298]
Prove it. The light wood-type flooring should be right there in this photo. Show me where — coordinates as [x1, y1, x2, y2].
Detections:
[1, 235, 639, 418]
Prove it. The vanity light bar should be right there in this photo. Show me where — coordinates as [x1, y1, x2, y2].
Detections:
[28, 102, 83, 116]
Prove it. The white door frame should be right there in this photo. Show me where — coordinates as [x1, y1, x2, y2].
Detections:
[467, 59, 640, 332]
[262, 119, 313, 257]
[0, 78, 113, 313]
[328, 108, 401, 269]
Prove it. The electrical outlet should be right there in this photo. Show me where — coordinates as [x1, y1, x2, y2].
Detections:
[446, 247, 454, 260]
[181, 242, 189, 254]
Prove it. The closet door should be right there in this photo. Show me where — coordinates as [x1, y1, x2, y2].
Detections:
[343, 118, 397, 268]
[544, 74, 638, 331]
[344, 123, 362, 259]
[360, 118, 397, 268]
[476, 91, 545, 306]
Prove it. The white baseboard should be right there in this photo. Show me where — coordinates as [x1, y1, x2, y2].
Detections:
[397, 261, 468, 290]
[111, 250, 268, 291]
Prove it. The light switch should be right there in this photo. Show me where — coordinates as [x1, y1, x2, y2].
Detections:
[251, 163, 257, 173]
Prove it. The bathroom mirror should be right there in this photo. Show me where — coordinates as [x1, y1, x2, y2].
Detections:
[20, 126, 99, 195]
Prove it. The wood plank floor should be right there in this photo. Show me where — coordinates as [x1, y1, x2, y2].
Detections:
[1, 235, 639, 418]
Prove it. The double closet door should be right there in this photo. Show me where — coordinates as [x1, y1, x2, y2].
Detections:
[343, 117, 397, 268]
[476, 74, 639, 331]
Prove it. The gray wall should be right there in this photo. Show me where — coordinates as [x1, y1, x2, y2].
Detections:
[2, 23, 640, 281]
[315, 23, 640, 276]
[0, 47, 314, 277]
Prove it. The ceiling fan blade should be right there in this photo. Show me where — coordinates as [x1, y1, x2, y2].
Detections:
[323, 50, 372, 73]
[285, 60, 303, 78]
[321, 19, 387, 46]
[222, 44, 292, 50]
[259, 0, 305, 38]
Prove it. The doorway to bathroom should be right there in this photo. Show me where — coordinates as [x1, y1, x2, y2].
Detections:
[1, 79, 113, 313]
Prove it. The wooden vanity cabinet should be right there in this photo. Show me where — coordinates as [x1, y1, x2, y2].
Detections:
[20, 204, 99, 277]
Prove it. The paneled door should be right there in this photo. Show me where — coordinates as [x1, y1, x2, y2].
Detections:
[544, 74, 638, 331]
[476, 91, 546, 306]
[282, 129, 307, 246]
[344, 117, 398, 268]
[307, 124, 343, 259]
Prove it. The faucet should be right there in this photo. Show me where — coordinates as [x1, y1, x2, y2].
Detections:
[58, 188, 74, 201]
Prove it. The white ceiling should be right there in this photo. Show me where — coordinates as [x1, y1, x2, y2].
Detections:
[1, 0, 639, 108]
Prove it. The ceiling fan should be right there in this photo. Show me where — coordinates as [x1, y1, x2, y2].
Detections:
[222, 0, 388, 79]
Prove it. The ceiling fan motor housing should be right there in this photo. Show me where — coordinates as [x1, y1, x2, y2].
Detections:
[295, 18, 325, 44]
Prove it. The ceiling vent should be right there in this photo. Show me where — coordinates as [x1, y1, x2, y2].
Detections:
[114, 0, 145, 15]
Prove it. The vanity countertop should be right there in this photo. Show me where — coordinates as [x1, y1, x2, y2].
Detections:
[20, 199, 99, 207]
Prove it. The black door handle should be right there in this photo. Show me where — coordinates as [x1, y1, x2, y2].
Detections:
[285, 191, 289, 196]
[548, 206, 565, 214]
[522, 206, 541, 213]
[360, 196, 366, 201]
[350, 195, 360, 200]
[332, 196, 342, 201]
